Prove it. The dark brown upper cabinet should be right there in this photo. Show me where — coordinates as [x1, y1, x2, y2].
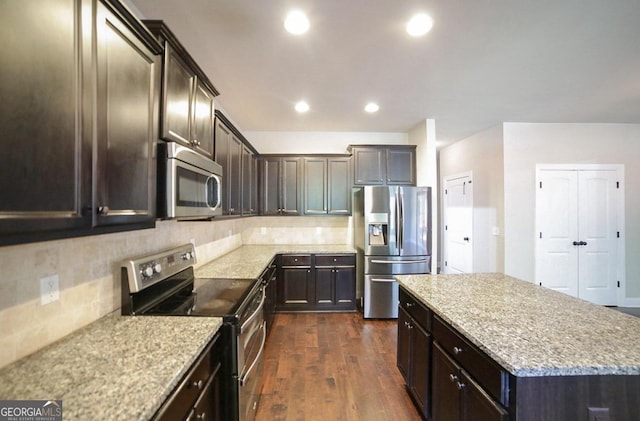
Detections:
[143, 20, 219, 159]
[0, 0, 162, 246]
[259, 156, 303, 216]
[214, 111, 259, 217]
[303, 156, 352, 215]
[349, 145, 416, 186]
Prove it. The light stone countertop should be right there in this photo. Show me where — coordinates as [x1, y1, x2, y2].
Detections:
[195, 244, 356, 279]
[396, 273, 640, 377]
[0, 314, 222, 421]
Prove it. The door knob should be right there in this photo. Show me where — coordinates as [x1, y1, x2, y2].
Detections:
[573, 241, 580, 246]
[463, 237, 469, 242]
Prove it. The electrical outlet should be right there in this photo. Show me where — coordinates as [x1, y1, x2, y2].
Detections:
[261, 227, 267, 235]
[588, 407, 610, 421]
[40, 275, 60, 305]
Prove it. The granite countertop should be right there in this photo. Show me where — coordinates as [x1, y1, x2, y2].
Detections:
[0, 314, 222, 421]
[195, 244, 356, 279]
[396, 273, 640, 377]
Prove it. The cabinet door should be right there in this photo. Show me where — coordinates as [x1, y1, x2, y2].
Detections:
[281, 157, 302, 215]
[432, 343, 462, 421]
[462, 370, 509, 421]
[241, 146, 255, 215]
[162, 44, 194, 146]
[279, 267, 312, 307]
[314, 267, 334, 306]
[261, 158, 281, 215]
[94, 1, 159, 226]
[304, 158, 328, 214]
[228, 135, 243, 215]
[214, 120, 230, 214]
[0, 0, 90, 237]
[335, 266, 356, 308]
[411, 321, 431, 419]
[387, 148, 416, 185]
[397, 307, 412, 382]
[328, 157, 352, 214]
[353, 148, 385, 185]
[192, 80, 214, 158]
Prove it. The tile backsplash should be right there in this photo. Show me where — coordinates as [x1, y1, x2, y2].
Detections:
[0, 216, 351, 368]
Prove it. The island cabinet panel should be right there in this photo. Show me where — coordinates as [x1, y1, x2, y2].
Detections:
[398, 288, 432, 419]
[276, 254, 356, 312]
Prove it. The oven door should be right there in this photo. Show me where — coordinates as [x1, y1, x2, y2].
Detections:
[237, 287, 266, 421]
[162, 142, 222, 219]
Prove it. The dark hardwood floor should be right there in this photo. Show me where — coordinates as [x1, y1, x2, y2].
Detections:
[256, 312, 422, 421]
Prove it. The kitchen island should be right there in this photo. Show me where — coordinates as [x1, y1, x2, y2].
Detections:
[395, 272, 640, 420]
[0, 314, 222, 421]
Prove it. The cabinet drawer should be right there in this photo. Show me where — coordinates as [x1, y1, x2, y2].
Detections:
[432, 316, 509, 407]
[281, 255, 311, 266]
[398, 288, 431, 331]
[315, 254, 355, 267]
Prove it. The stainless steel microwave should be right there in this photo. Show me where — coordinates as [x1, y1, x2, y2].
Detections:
[158, 142, 222, 219]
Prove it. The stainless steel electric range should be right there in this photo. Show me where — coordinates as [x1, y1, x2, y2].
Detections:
[121, 243, 265, 421]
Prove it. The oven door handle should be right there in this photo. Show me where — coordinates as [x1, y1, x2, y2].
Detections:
[239, 321, 267, 387]
[240, 287, 266, 334]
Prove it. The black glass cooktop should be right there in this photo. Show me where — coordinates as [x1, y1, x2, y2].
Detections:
[191, 278, 256, 316]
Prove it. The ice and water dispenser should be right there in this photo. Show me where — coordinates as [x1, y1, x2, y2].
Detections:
[368, 223, 388, 246]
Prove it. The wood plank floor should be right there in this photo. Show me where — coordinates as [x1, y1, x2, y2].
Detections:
[256, 312, 422, 421]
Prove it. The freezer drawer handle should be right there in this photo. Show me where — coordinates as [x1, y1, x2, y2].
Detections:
[370, 259, 428, 264]
[370, 278, 398, 283]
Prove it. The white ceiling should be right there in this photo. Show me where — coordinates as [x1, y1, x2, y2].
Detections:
[128, 0, 640, 146]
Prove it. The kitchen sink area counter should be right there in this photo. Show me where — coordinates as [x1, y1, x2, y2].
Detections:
[396, 272, 640, 377]
[0, 314, 222, 421]
[195, 244, 356, 279]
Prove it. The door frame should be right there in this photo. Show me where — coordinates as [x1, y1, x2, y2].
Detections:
[442, 171, 473, 274]
[535, 164, 626, 306]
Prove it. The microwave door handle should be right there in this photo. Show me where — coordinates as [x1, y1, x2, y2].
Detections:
[206, 175, 221, 210]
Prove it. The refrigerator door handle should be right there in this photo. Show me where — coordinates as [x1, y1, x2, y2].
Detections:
[399, 189, 404, 250]
[370, 259, 429, 264]
[370, 278, 398, 283]
[394, 190, 400, 250]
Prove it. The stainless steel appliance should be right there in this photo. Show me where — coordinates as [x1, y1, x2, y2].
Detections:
[354, 186, 432, 318]
[121, 244, 264, 421]
[157, 142, 223, 219]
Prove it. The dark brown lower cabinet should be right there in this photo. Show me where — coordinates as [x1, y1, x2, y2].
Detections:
[276, 254, 356, 312]
[432, 343, 508, 421]
[155, 333, 223, 420]
[398, 306, 431, 419]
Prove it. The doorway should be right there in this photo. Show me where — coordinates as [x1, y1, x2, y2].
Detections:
[443, 172, 473, 274]
[535, 165, 624, 306]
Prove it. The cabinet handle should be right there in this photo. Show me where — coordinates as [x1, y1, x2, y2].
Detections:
[456, 382, 466, 390]
[449, 373, 458, 382]
[405, 302, 415, 308]
[307, 269, 310, 273]
[190, 379, 204, 390]
[195, 412, 206, 420]
[453, 346, 463, 355]
[98, 206, 109, 215]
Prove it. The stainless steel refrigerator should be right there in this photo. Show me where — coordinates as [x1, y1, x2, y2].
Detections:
[354, 186, 432, 318]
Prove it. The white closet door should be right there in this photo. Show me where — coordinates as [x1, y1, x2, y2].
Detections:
[535, 171, 579, 297]
[443, 174, 473, 274]
[578, 171, 618, 305]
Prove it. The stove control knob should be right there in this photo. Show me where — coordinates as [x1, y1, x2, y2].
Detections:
[183, 252, 192, 261]
[153, 263, 162, 274]
[143, 267, 154, 277]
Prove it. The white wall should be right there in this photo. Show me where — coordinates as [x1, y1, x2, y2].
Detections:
[409, 119, 439, 273]
[244, 131, 408, 154]
[439, 125, 505, 273]
[503, 123, 640, 301]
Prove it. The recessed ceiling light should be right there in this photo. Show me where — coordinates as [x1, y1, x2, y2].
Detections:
[365, 102, 380, 113]
[406, 13, 434, 37]
[295, 101, 310, 113]
[284, 10, 310, 35]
